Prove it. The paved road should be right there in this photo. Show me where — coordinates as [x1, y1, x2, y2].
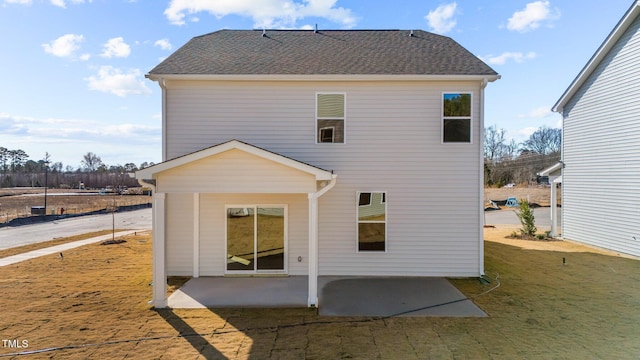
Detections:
[484, 207, 558, 227]
[0, 208, 152, 250]
[0, 206, 554, 250]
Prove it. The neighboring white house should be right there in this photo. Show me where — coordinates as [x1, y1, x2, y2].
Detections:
[537, 162, 563, 237]
[137, 29, 499, 308]
[552, 1, 640, 257]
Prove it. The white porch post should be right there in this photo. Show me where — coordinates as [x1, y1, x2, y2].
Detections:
[152, 192, 167, 308]
[550, 183, 558, 237]
[308, 193, 319, 307]
[193, 193, 200, 278]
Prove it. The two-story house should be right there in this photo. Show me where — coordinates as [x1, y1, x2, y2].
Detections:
[136, 29, 499, 308]
[552, 1, 640, 257]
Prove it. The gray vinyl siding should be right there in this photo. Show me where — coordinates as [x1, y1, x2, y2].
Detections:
[166, 193, 194, 276]
[561, 15, 640, 257]
[163, 80, 483, 276]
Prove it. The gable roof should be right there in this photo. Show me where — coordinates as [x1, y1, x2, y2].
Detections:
[553, 1, 640, 113]
[148, 29, 498, 79]
[136, 139, 334, 181]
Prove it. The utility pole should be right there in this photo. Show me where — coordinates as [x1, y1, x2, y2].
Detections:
[43, 153, 51, 216]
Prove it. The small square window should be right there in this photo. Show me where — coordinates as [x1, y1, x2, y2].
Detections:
[358, 192, 372, 206]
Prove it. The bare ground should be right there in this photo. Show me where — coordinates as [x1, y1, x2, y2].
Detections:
[0, 229, 638, 359]
[0, 188, 151, 223]
[484, 185, 557, 207]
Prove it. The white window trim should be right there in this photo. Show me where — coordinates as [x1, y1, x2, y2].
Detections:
[358, 192, 372, 207]
[315, 92, 346, 144]
[319, 126, 335, 143]
[224, 204, 288, 275]
[441, 92, 473, 144]
[356, 191, 387, 253]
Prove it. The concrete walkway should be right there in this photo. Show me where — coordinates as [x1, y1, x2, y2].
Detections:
[0, 230, 144, 267]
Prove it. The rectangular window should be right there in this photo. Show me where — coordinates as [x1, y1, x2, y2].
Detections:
[442, 93, 472, 143]
[357, 192, 386, 252]
[317, 93, 345, 143]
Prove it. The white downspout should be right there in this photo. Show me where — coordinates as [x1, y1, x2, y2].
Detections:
[308, 174, 337, 307]
[158, 77, 168, 162]
[478, 78, 488, 276]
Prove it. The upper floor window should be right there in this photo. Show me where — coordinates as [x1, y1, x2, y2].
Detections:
[316, 93, 345, 143]
[442, 93, 472, 143]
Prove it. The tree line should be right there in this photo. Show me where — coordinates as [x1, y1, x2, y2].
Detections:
[0, 148, 155, 189]
[484, 126, 561, 187]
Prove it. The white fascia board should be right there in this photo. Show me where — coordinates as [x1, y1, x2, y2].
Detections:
[146, 73, 500, 83]
[553, 1, 640, 113]
[135, 140, 333, 181]
[537, 162, 563, 176]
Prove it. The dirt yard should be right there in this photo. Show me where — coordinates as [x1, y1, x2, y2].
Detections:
[0, 188, 151, 223]
[485, 185, 557, 207]
[0, 228, 638, 359]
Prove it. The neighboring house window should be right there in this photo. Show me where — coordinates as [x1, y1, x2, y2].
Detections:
[442, 93, 472, 143]
[357, 192, 386, 252]
[317, 93, 345, 143]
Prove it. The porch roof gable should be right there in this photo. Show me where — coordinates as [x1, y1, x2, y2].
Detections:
[136, 140, 334, 181]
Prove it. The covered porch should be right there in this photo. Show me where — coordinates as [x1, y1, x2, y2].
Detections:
[136, 140, 337, 309]
[167, 276, 487, 317]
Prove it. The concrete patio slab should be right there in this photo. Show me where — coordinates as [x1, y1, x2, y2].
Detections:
[168, 276, 308, 308]
[168, 276, 486, 317]
[319, 276, 486, 317]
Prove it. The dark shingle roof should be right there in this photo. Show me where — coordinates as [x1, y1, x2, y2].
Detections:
[149, 30, 497, 76]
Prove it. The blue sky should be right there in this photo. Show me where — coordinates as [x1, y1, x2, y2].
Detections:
[0, 0, 634, 168]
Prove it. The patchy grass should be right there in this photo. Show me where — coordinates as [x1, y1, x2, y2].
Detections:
[0, 230, 124, 258]
[0, 228, 638, 358]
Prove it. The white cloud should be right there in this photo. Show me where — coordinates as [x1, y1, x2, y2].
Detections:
[154, 38, 172, 51]
[425, 2, 457, 34]
[85, 66, 151, 97]
[511, 126, 538, 141]
[482, 51, 537, 65]
[0, 112, 160, 167]
[50, 0, 89, 8]
[507, 1, 559, 32]
[42, 34, 85, 58]
[100, 37, 131, 58]
[4, 0, 33, 4]
[163, 0, 357, 28]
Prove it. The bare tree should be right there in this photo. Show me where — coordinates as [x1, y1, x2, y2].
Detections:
[484, 126, 507, 163]
[522, 127, 561, 155]
[81, 152, 103, 172]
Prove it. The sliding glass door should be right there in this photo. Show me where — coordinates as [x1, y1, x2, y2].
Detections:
[226, 205, 286, 273]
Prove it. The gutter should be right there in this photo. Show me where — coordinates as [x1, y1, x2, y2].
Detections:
[145, 73, 502, 83]
[316, 174, 337, 197]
